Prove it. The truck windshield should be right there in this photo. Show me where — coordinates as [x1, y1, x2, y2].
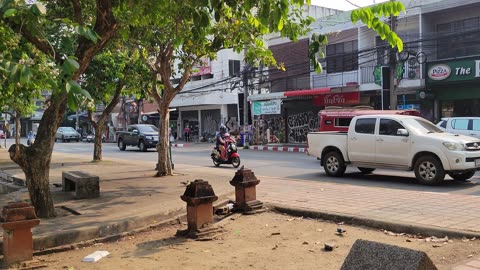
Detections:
[408, 119, 443, 134]
[138, 125, 159, 132]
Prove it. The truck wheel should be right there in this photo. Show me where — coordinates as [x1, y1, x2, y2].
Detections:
[323, 151, 346, 177]
[448, 171, 476, 181]
[139, 140, 147, 152]
[414, 155, 445, 185]
[118, 139, 126, 151]
[358, 167, 375, 174]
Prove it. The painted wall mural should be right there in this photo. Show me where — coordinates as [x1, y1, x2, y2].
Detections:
[287, 111, 319, 143]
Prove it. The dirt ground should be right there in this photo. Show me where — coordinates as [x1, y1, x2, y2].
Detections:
[12, 211, 480, 270]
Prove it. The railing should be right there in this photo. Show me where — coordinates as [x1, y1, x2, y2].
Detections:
[311, 70, 358, 88]
[360, 61, 423, 85]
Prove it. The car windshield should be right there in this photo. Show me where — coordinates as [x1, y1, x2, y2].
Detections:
[137, 125, 158, 133]
[407, 118, 443, 134]
[60, 127, 76, 133]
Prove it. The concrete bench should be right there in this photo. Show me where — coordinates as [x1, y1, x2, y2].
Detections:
[62, 171, 100, 199]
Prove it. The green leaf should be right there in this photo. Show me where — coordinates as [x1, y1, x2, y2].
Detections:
[278, 18, 284, 31]
[30, 3, 46, 16]
[3, 9, 17, 18]
[62, 58, 80, 75]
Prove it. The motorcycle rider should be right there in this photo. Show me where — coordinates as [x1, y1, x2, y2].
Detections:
[216, 125, 228, 161]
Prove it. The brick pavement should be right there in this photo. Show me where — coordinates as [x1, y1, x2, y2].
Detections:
[257, 177, 480, 235]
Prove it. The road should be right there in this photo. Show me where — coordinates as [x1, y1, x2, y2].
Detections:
[6, 138, 480, 196]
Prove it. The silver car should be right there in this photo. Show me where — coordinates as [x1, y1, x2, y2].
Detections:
[55, 127, 81, 142]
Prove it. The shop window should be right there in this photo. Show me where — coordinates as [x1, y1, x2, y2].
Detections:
[452, 119, 469, 130]
[472, 120, 480, 131]
[326, 40, 358, 74]
[436, 17, 480, 59]
[229, 60, 241, 77]
[355, 118, 376, 134]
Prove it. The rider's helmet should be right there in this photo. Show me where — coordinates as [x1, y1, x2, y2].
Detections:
[219, 125, 227, 134]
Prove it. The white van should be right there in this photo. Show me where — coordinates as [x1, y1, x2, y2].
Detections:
[436, 117, 480, 139]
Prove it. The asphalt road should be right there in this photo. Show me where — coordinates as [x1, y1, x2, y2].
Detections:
[7, 138, 480, 196]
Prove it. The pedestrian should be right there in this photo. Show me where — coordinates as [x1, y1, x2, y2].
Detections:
[183, 125, 191, 142]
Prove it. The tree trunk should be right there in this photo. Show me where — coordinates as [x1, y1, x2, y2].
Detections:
[93, 123, 105, 161]
[156, 103, 172, 176]
[9, 97, 67, 218]
[14, 114, 21, 146]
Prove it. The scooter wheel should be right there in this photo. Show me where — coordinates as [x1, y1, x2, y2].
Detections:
[231, 157, 241, 168]
[213, 159, 221, 167]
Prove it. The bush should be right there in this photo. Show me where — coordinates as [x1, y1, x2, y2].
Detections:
[278, 132, 285, 143]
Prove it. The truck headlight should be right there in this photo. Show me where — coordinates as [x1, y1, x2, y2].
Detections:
[442, 142, 465, 151]
[148, 136, 154, 140]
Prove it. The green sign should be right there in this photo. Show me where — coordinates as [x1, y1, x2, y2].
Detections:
[253, 100, 281, 115]
[426, 58, 480, 84]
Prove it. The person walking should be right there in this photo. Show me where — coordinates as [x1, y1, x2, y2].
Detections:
[183, 125, 191, 142]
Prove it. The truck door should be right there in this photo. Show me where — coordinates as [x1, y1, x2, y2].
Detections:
[348, 118, 376, 163]
[125, 125, 135, 144]
[375, 118, 411, 166]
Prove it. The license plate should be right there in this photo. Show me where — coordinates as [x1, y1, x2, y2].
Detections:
[475, 159, 480, 167]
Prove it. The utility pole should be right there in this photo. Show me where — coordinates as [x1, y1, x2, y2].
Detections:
[389, 0, 398, 110]
[243, 61, 249, 147]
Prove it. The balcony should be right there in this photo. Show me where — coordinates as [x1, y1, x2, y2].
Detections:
[360, 60, 423, 85]
[311, 70, 358, 88]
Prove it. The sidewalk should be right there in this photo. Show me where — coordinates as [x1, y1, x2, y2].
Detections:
[2, 147, 480, 268]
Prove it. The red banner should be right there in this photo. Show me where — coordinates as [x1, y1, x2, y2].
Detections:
[313, 92, 360, 106]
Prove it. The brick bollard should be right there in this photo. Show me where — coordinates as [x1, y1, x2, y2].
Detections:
[1, 202, 40, 267]
[229, 167, 264, 214]
[178, 179, 224, 240]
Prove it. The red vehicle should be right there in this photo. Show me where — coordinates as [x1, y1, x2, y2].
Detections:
[211, 133, 241, 168]
[317, 106, 422, 132]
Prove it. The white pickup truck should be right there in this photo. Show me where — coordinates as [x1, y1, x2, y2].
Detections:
[307, 114, 480, 185]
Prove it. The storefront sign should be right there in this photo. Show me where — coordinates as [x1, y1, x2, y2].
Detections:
[253, 100, 281, 115]
[313, 92, 360, 106]
[428, 64, 451, 81]
[426, 58, 480, 84]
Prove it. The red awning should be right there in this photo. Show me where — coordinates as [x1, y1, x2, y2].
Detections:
[283, 87, 330, 97]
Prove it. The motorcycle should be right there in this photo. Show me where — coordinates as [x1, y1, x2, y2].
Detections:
[27, 133, 35, 146]
[211, 133, 241, 168]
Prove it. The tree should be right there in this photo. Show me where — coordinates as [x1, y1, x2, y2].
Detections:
[132, 0, 315, 176]
[0, 21, 51, 156]
[132, 0, 405, 177]
[0, 0, 119, 218]
[82, 47, 147, 161]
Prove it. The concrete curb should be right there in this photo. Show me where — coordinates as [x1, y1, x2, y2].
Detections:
[0, 192, 235, 253]
[268, 203, 480, 239]
[249, 146, 306, 152]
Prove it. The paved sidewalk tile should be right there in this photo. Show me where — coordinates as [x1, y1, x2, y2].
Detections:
[257, 177, 480, 235]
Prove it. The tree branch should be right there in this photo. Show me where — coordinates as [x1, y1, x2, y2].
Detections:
[71, 0, 84, 25]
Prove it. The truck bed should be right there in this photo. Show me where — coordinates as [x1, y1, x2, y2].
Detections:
[307, 131, 348, 160]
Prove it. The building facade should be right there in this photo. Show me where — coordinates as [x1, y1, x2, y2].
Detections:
[248, 0, 480, 144]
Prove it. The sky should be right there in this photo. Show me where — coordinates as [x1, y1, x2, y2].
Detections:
[311, 0, 389, 11]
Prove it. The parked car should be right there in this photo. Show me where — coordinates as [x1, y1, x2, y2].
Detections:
[307, 114, 480, 185]
[55, 127, 81, 142]
[437, 117, 480, 139]
[0, 130, 5, 139]
[116, 124, 159, 151]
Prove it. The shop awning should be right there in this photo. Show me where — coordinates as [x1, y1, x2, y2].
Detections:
[283, 87, 330, 97]
[247, 92, 286, 102]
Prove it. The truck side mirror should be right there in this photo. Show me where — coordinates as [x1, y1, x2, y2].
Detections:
[132, 130, 139, 135]
[397, 129, 409, 136]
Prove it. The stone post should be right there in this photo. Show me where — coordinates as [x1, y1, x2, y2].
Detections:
[1, 202, 40, 267]
[179, 179, 224, 240]
[229, 167, 264, 214]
